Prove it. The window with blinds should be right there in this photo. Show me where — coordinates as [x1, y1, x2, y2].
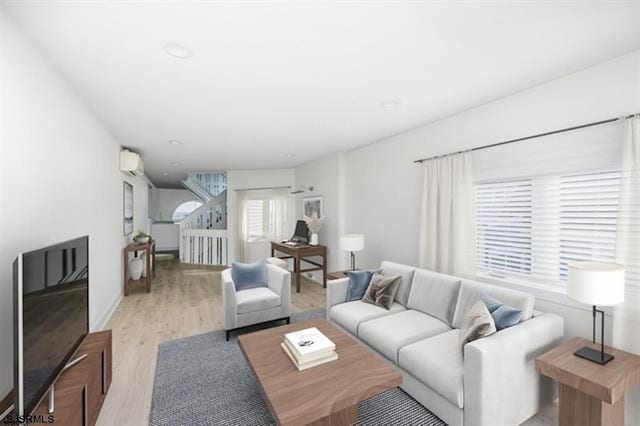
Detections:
[476, 170, 621, 286]
[246, 199, 265, 238]
[476, 179, 533, 277]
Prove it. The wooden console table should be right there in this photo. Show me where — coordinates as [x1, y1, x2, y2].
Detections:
[123, 241, 156, 295]
[536, 337, 640, 426]
[271, 242, 327, 293]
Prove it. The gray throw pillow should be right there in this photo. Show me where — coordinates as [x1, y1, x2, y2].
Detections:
[231, 260, 268, 291]
[362, 273, 401, 310]
[459, 300, 497, 350]
[346, 269, 381, 302]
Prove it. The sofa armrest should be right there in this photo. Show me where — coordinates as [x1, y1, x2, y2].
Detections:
[267, 264, 291, 316]
[221, 268, 238, 330]
[326, 278, 349, 320]
[463, 312, 564, 426]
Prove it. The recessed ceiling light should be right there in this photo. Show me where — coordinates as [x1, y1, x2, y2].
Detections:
[170, 161, 182, 166]
[162, 172, 168, 176]
[381, 100, 400, 108]
[161, 42, 193, 59]
[168, 140, 182, 145]
[286, 153, 295, 158]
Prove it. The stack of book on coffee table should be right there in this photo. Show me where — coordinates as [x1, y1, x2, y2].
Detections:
[281, 327, 338, 371]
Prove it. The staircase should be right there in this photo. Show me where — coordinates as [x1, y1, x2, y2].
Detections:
[181, 172, 227, 202]
[179, 172, 229, 265]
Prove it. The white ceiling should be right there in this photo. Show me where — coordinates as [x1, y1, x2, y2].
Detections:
[3, 1, 639, 187]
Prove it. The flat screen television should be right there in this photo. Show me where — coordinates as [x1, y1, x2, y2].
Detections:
[13, 236, 89, 416]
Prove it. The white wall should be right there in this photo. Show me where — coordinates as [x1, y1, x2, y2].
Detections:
[294, 152, 347, 280]
[152, 188, 199, 222]
[0, 10, 149, 398]
[226, 169, 294, 263]
[294, 51, 639, 342]
[343, 51, 639, 341]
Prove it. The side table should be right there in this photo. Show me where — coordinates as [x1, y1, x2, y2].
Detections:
[535, 336, 640, 426]
[326, 270, 351, 281]
[123, 241, 156, 295]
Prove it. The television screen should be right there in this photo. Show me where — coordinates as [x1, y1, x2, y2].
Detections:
[14, 236, 89, 415]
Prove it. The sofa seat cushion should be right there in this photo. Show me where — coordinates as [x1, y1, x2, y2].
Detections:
[236, 287, 281, 314]
[330, 301, 406, 335]
[358, 310, 451, 363]
[399, 329, 464, 409]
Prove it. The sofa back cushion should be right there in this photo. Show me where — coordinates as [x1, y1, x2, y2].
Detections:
[407, 269, 461, 325]
[452, 279, 535, 329]
[380, 261, 416, 307]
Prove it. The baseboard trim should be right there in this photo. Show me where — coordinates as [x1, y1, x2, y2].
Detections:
[93, 292, 123, 331]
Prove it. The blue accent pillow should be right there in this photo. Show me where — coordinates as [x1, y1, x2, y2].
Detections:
[231, 260, 268, 291]
[346, 270, 380, 302]
[480, 292, 522, 330]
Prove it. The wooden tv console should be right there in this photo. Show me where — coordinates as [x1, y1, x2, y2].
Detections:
[0, 330, 112, 426]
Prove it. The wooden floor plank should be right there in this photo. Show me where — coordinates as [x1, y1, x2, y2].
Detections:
[96, 259, 326, 426]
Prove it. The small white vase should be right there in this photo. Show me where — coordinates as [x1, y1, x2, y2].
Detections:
[310, 233, 319, 245]
[129, 257, 144, 280]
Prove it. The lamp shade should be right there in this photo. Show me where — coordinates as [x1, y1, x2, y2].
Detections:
[340, 234, 365, 252]
[567, 261, 625, 306]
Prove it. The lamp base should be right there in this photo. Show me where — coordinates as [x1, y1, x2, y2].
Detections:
[574, 346, 615, 365]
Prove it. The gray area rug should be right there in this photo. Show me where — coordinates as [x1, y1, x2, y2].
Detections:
[150, 309, 446, 426]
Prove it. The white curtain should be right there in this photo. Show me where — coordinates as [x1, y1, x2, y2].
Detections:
[266, 189, 292, 242]
[236, 190, 251, 262]
[236, 188, 293, 262]
[613, 116, 640, 425]
[418, 151, 475, 276]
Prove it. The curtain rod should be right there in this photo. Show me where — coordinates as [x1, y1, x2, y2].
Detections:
[413, 112, 639, 164]
[234, 185, 291, 192]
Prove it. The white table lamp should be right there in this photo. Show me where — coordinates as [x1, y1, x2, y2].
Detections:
[340, 234, 364, 270]
[567, 261, 625, 365]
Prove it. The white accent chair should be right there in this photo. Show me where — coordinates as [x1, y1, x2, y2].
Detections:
[222, 264, 291, 341]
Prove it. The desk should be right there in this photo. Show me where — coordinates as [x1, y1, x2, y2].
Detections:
[270, 242, 327, 293]
[536, 337, 640, 426]
[123, 241, 156, 295]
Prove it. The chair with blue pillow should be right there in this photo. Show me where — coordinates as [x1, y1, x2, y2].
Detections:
[222, 260, 291, 341]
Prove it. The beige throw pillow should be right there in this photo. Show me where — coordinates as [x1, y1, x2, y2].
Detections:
[459, 300, 497, 350]
[362, 273, 401, 310]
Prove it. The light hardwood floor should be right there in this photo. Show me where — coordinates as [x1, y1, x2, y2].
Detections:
[96, 259, 325, 426]
[96, 259, 556, 426]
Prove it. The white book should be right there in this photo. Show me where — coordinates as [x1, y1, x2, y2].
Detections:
[284, 327, 336, 358]
[281, 343, 338, 371]
[283, 339, 335, 364]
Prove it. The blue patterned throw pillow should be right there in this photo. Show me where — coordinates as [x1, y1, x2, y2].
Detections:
[480, 292, 522, 330]
[231, 260, 268, 291]
[346, 270, 380, 302]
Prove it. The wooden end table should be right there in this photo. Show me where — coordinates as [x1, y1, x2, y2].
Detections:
[326, 270, 351, 281]
[536, 337, 640, 426]
[238, 318, 402, 426]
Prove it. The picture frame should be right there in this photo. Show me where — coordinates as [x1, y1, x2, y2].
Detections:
[123, 181, 134, 236]
[303, 196, 323, 219]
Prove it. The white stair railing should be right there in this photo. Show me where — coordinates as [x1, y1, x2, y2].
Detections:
[180, 229, 228, 265]
[179, 190, 228, 265]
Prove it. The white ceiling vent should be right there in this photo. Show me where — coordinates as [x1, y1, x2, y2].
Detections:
[120, 150, 144, 176]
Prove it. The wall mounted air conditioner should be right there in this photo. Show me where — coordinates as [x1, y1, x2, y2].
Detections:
[120, 150, 144, 176]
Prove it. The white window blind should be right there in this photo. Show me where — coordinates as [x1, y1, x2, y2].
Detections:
[476, 170, 621, 286]
[476, 178, 533, 276]
[246, 199, 265, 238]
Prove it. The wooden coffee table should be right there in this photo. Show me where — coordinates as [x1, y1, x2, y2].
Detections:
[237, 318, 402, 426]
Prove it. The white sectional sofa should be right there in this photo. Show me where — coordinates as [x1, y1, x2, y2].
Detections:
[326, 261, 564, 426]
